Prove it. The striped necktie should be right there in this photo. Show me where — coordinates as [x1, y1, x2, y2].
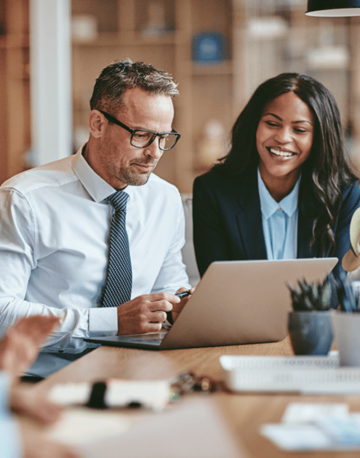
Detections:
[100, 190, 132, 307]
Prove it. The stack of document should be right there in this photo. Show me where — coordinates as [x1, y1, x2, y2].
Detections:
[262, 403, 360, 451]
[220, 353, 360, 394]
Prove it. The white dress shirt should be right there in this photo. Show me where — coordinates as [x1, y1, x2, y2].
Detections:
[258, 169, 300, 260]
[0, 147, 190, 376]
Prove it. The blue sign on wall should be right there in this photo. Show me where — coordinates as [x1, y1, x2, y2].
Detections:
[192, 32, 226, 64]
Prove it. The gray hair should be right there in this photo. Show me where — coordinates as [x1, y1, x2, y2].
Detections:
[90, 60, 179, 112]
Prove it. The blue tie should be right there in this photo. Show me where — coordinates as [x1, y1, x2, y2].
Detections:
[100, 191, 132, 307]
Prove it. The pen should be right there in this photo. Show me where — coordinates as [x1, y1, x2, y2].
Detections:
[167, 290, 192, 326]
[175, 290, 191, 299]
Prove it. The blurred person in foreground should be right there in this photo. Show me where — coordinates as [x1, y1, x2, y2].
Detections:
[0, 60, 193, 379]
[193, 73, 360, 283]
[0, 315, 80, 458]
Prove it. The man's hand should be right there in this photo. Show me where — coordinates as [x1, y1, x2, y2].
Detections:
[0, 315, 60, 380]
[117, 292, 181, 335]
[172, 287, 196, 323]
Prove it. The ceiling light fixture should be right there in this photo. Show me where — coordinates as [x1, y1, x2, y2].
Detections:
[306, 0, 360, 17]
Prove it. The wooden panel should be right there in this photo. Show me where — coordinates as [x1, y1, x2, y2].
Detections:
[0, 0, 30, 184]
[173, 0, 194, 193]
[6, 0, 29, 34]
[6, 46, 29, 177]
[0, 47, 8, 184]
[118, 0, 135, 36]
[134, 0, 175, 34]
[190, 0, 233, 58]
[192, 73, 234, 165]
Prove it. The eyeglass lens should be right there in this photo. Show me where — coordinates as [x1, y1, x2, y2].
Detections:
[131, 131, 178, 150]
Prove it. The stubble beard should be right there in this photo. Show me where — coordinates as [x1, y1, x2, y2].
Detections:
[118, 167, 151, 186]
[115, 160, 158, 186]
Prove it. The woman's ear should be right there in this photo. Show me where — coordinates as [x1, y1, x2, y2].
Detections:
[88, 110, 105, 139]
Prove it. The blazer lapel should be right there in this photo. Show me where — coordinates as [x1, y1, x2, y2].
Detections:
[297, 183, 318, 258]
[235, 172, 267, 260]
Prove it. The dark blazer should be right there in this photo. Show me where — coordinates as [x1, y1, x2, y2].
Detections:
[193, 168, 360, 279]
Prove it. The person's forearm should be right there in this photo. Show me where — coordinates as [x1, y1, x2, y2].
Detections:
[0, 297, 97, 353]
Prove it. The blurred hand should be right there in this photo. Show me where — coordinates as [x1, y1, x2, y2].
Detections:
[11, 385, 62, 425]
[172, 287, 196, 323]
[0, 315, 60, 380]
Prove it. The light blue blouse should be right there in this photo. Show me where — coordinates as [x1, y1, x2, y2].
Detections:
[258, 169, 300, 260]
[0, 373, 22, 458]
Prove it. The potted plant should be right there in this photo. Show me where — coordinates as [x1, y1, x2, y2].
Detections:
[330, 274, 360, 366]
[286, 274, 339, 356]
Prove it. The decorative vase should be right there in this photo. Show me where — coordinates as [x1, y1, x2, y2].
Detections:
[331, 311, 360, 366]
[288, 311, 333, 356]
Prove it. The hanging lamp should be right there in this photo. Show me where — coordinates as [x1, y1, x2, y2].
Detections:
[306, 0, 360, 17]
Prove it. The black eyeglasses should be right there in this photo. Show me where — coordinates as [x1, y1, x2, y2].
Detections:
[99, 110, 181, 151]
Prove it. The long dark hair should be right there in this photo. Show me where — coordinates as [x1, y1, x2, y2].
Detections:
[214, 72, 357, 255]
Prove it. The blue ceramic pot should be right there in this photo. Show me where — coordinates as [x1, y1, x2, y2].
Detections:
[288, 311, 333, 356]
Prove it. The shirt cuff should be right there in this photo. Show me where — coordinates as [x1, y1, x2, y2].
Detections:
[89, 307, 118, 336]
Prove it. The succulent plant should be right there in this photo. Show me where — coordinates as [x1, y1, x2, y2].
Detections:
[336, 272, 358, 312]
[287, 273, 339, 312]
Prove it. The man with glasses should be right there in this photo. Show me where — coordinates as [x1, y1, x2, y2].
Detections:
[0, 61, 191, 378]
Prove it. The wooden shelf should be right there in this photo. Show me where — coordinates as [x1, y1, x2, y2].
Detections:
[190, 61, 233, 76]
[72, 31, 183, 47]
[0, 34, 29, 49]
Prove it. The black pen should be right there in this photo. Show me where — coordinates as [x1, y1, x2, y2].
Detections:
[175, 290, 191, 299]
[167, 290, 191, 326]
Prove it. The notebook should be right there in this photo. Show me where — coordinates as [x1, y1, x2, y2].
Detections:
[84, 258, 338, 350]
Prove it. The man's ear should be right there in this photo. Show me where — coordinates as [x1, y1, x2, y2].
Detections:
[88, 110, 105, 138]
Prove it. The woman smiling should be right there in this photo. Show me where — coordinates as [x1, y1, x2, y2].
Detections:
[193, 73, 360, 279]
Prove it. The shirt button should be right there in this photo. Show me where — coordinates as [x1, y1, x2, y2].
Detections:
[277, 206, 281, 210]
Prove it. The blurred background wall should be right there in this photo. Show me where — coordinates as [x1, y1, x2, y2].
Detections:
[1, 0, 360, 193]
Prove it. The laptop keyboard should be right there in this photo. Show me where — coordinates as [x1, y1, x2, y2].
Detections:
[125, 334, 166, 345]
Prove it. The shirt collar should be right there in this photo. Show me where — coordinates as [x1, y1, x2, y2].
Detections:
[257, 168, 300, 219]
[72, 144, 128, 203]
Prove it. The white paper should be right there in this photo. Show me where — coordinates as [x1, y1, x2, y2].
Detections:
[80, 400, 245, 458]
[282, 403, 349, 423]
[46, 408, 130, 446]
[261, 424, 332, 451]
[105, 379, 170, 411]
[261, 402, 360, 451]
[49, 383, 91, 406]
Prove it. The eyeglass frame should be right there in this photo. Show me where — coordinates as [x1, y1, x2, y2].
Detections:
[98, 110, 181, 151]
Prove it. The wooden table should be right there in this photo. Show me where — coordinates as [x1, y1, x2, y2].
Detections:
[33, 338, 360, 458]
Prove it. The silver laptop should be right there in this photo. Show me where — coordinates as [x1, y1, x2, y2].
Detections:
[84, 258, 338, 350]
